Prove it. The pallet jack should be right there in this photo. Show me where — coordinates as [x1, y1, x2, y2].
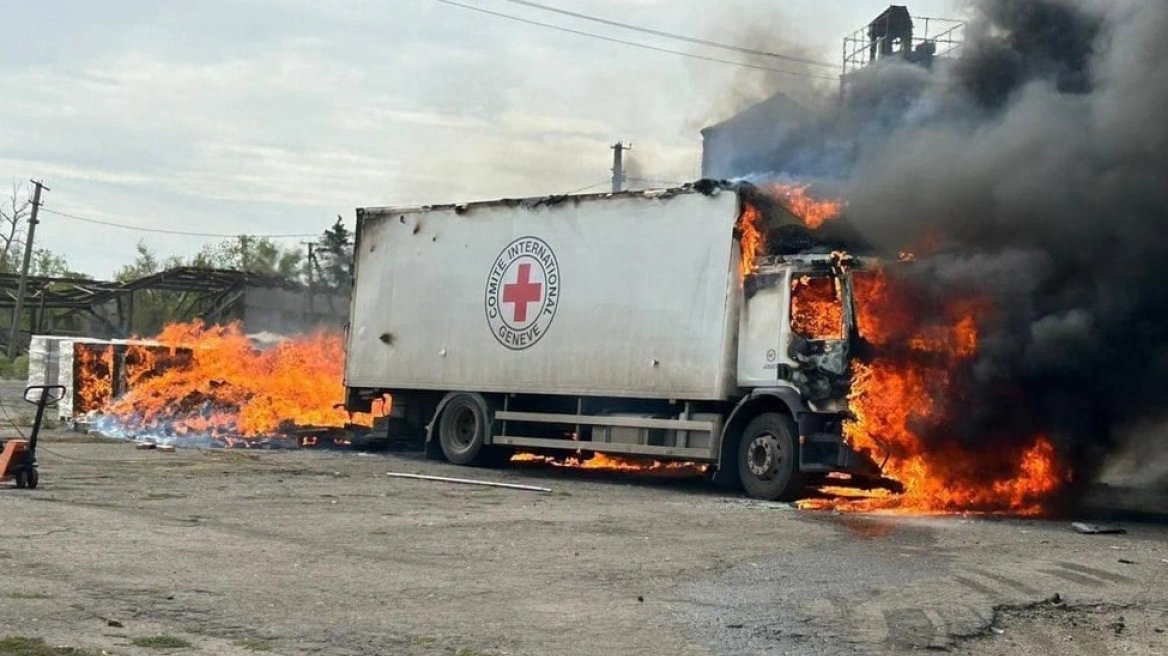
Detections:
[0, 385, 66, 490]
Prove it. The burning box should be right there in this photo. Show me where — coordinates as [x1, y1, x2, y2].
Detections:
[57, 338, 112, 420]
[57, 338, 193, 421]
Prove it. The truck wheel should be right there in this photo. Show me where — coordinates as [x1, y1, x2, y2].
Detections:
[738, 413, 802, 501]
[437, 395, 489, 465]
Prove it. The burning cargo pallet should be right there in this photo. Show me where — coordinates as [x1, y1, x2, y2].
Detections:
[61, 323, 389, 451]
[25, 336, 195, 423]
[67, 340, 194, 422]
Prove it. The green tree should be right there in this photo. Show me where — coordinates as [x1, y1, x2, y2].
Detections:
[113, 242, 187, 335]
[192, 235, 304, 281]
[314, 216, 353, 291]
[31, 248, 71, 277]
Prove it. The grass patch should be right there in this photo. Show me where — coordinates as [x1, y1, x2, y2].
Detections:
[2, 592, 50, 600]
[454, 648, 489, 656]
[233, 639, 272, 652]
[144, 493, 186, 501]
[0, 637, 98, 656]
[412, 636, 437, 648]
[130, 636, 191, 649]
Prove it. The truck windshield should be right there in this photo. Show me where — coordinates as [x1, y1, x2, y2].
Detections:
[790, 275, 844, 340]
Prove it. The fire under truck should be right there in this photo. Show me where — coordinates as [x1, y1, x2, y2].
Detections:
[344, 181, 890, 500]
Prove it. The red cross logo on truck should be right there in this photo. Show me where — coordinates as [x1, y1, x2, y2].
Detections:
[485, 237, 560, 350]
[502, 263, 542, 323]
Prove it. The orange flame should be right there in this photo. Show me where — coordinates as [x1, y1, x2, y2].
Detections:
[511, 452, 704, 475]
[798, 267, 1068, 516]
[737, 186, 843, 279]
[769, 184, 844, 229]
[737, 202, 764, 278]
[76, 344, 114, 414]
[102, 321, 385, 438]
[790, 275, 844, 340]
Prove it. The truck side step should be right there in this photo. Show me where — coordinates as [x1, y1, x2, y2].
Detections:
[494, 411, 715, 432]
[493, 435, 715, 461]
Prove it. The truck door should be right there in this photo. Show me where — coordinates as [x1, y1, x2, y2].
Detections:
[737, 270, 791, 387]
[786, 269, 853, 402]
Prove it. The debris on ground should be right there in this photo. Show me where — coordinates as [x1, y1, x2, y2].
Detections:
[1071, 522, 1126, 535]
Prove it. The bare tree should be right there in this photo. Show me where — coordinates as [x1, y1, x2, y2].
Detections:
[0, 181, 30, 274]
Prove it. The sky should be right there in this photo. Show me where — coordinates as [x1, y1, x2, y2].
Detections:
[1, 0, 961, 278]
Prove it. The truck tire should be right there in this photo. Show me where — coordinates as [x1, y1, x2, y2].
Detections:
[437, 394, 489, 465]
[738, 413, 802, 501]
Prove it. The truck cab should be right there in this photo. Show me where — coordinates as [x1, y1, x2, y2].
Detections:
[711, 252, 881, 499]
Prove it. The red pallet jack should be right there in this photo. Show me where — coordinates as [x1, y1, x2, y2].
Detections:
[0, 385, 66, 490]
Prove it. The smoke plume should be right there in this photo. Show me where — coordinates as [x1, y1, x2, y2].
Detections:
[731, 0, 1168, 492]
[855, 0, 1168, 490]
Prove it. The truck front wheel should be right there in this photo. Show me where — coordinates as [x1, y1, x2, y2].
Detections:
[437, 394, 489, 465]
[738, 413, 802, 501]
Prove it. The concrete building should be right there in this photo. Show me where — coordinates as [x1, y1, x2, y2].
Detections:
[700, 92, 812, 180]
[241, 286, 348, 335]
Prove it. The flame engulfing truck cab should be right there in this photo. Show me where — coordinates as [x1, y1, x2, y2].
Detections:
[344, 181, 885, 500]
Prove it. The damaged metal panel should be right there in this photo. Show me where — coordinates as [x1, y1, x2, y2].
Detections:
[348, 185, 742, 401]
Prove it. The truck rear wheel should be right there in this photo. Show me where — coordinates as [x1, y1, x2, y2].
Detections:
[437, 394, 489, 465]
[738, 413, 802, 501]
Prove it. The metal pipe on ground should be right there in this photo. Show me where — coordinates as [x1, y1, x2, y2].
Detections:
[385, 471, 551, 493]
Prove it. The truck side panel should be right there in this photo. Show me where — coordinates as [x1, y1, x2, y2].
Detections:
[346, 190, 741, 401]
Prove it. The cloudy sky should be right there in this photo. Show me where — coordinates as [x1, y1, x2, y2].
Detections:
[2, 0, 960, 277]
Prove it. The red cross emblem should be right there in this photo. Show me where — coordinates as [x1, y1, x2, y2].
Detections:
[486, 236, 559, 350]
[502, 263, 543, 323]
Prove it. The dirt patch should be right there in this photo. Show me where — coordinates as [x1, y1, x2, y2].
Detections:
[959, 600, 1168, 655]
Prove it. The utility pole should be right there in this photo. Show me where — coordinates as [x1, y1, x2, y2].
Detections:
[302, 241, 316, 316]
[611, 142, 632, 193]
[8, 180, 48, 360]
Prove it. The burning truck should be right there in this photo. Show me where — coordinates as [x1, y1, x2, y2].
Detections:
[344, 180, 1064, 507]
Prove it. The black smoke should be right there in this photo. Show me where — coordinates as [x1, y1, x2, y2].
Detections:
[727, 0, 1168, 493]
[850, 0, 1168, 491]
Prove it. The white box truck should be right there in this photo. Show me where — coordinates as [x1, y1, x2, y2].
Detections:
[344, 181, 883, 500]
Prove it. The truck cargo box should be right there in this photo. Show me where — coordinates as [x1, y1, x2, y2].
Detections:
[346, 187, 743, 401]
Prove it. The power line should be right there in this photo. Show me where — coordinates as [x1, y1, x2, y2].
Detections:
[496, 0, 839, 69]
[40, 207, 318, 239]
[430, 0, 840, 81]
